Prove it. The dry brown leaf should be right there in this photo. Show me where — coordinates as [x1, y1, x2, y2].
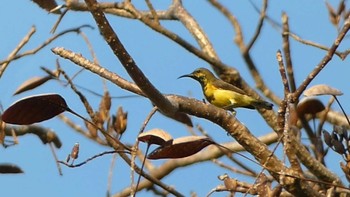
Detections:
[98, 91, 111, 123]
[85, 118, 98, 138]
[323, 130, 333, 147]
[32, 0, 61, 14]
[297, 98, 325, 115]
[138, 129, 173, 146]
[113, 106, 128, 136]
[0, 164, 23, 174]
[14, 76, 53, 95]
[326, 1, 339, 26]
[337, 1, 346, 16]
[332, 139, 346, 154]
[147, 136, 214, 159]
[303, 84, 343, 97]
[2, 94, 68, 125]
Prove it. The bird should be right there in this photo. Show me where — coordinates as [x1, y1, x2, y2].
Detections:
[178, 67, 273, 111]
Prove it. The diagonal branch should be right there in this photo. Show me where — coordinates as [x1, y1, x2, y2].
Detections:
[84, 0, 177, 117]
[293, 16, 350, 100]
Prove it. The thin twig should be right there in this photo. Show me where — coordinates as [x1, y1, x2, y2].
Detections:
[57, 114, 107, 145]
[84, 0, 177, 116]
[0, 25, 93, 66]
[246, 0, 268, 51]
[133, 107, 158, 196]
[59, 150, 127, 168]
[49, 142, 63, 176]
[281, 13, 296, 93]
[107, 153, 118, 196]
[293, 16, 350, 100]
[0, 26, 36, 77]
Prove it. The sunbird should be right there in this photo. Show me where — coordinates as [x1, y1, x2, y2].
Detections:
[179, 68, 273, 111]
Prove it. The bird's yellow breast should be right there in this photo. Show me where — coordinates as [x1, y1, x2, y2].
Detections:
[203, 84, 252, 108]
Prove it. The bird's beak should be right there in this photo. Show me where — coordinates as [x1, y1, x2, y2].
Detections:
[178, 73, 194, 79]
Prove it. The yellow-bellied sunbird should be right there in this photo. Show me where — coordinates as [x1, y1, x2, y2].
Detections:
[179, 68, 273, 111]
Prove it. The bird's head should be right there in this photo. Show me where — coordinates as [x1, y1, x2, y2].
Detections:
[178, 68, 216, 85]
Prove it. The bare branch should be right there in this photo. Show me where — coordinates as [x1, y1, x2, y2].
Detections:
[0, 26, 36, 77]
[293, 16, 350, 100]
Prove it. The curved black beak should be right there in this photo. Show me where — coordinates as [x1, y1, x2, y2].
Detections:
[178, 73, 194, 79]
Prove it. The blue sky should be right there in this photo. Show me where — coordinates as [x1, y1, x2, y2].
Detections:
[1, 1, 350, 197]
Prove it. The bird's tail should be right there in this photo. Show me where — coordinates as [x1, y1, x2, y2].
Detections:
[251, 100, 273, 110]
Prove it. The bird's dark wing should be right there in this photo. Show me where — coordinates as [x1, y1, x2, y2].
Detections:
[212, 80, 248, 95]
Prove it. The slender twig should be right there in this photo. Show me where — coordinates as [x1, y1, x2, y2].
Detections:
[145, 0, 159, 25]
[49, 143, 63, 176]
[57, 114, 107, 145]
[132, 107, 158, 196]
[293, 16, 350, 100]
[172, 0, 218, 59]
[246, 0, 268, 51]
[276, 50, 302, 172]
[212, 159, 256, 177]
[84, 0, 177, 116]
[281, 13, 296, 93]
[333, 96, 350, 127]
[59, 150, 128, 168]
[0, 26, 36, 77]
[51, 47, 144, 96]
[287, 32, 350, 60]
[50, 9, 69, 34]
[277, 50, 290, 95]
[59, 69, 95, 118]
[0, 25, 93, 66]
[107, 153, 118, 196]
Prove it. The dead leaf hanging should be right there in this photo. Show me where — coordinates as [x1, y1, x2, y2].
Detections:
[297, 98, 325, 115]
[113, 106, 128, 136]
[303, 84, 343, 97]
[13, 76, 53, 95]
[32, 0, 61, 14]
[2, 94, 69, 125]
[147, 136, 214, 160]
[0, 164, 23, 174]
[138, 129, 173, 146]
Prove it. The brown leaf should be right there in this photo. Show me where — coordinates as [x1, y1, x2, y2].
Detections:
[138, 129, 173, 146]
[32, 0, 61, 14]
[2, 94, 68, 125]
[303, 84, 343, 97]
[14, 76, 53, 95]
[297, 98, 325, 115]
[40, 67, 60, 78]
[323, 130, 333, 147]
[113, 106, 128, 136]
[337, 1, 346, 16]
[85, 119, 98, 138]
[98, 91, 111, 123]
[332, 139, 346, 154]
[0, 164, 23, 174]
[147, 136, 214, 159]
[326, 1, 339, 26]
